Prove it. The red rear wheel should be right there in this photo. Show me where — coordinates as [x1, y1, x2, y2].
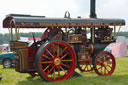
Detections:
[93, 51, 116, 76]
[35, 41, 76, 82]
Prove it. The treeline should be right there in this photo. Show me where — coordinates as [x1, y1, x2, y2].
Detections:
[116, 32, 128, 37]
[0, 32, 43, 45]
[0, 32, 128, 45]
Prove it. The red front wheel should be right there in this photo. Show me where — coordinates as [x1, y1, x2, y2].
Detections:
[93, 51, 116, 76]
[35, 41, 76, 82]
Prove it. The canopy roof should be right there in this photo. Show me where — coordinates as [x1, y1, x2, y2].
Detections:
[3, 14, 125, 28]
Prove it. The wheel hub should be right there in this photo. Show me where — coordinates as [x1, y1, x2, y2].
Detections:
[54, 58, 61, 65]
[103, 62, 108, 66]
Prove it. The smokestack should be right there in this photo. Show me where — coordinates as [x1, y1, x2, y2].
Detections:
[90, 0, 97, 18]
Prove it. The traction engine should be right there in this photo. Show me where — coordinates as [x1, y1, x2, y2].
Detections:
[2, 0, 125, 82]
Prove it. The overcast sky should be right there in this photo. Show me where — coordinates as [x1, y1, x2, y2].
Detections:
[0, 0, 127, 33]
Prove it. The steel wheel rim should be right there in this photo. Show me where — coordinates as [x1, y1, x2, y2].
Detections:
[40, 41, 76, 81]
[95, 52, 116, 76]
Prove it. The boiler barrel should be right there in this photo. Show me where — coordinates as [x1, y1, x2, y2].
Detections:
[93, 44, 109, 52]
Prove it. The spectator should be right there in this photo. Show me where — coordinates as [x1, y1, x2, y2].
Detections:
[6, 47, 9, 52]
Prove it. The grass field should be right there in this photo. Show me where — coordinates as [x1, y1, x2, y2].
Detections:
[0, 57, 128, 85]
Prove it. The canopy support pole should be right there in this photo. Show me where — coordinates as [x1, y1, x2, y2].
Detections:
[91, 26, 95, 44]
[116, 25, 122, 39]
[114, 26, 116, 37]
[15, 26, 18, 41]
[65, 27, 68, 37]
[10, 27, 13, 41]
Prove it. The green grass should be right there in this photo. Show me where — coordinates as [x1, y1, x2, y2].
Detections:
[0, 57, 128, 85]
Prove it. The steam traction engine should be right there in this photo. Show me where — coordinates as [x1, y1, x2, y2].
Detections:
[3, 0, 125, 82]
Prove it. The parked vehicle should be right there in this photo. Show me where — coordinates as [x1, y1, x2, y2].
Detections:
[0, 52, 15, 68]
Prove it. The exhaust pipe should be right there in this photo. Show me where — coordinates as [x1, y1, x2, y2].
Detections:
[90, 0, 97, 18]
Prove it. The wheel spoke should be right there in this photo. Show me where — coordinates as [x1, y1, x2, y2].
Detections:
[57, 44, 60, 57]
[107, 64, 112, 68]
[106, 57, 111, 62]
[53, 68, 56, 79]
[104, 66, 109, 73]
[103, 55, 106, 61]
[97, 66, 102, 70]
[84, 65, 87, 70]
[57, 67, 60, 77]
[96, 59, 102, 64]
[101, 66, 103, 73]
[59, 47, 67, 56]
[61, 63, 69, 68]
[46, 49, 55, 58]
[89, 64, 92, 69]
[43, 54, 52, 60]
[108, 61, 112, 64]
[42, 61, 53, 64]
[61, 52, 69, 59]
[99, 56, 102, 61]
[43, 64, 51, 71]
[104, 67, 106, 74]
[47, 66, 55, 74]
[87, 65, 89, 70]
[52, 44, 55, 56]
[62, 59, 72, 62]
[60, 66, 67, 75]
[80, 65, 83, 69]
[105, 55, 109, 61]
